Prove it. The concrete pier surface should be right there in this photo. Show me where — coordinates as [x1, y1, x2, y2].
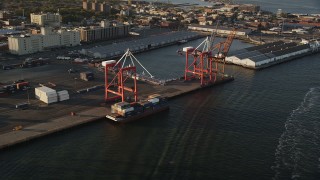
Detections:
[0, 107, 108, 149]
[0, 74, 233, 150]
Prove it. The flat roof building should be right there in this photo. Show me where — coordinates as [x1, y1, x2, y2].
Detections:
[226, 41, 311, 68]
[8, 27, 80, 55]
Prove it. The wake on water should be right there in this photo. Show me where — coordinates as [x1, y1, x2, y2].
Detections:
[272, 87, 320, 179]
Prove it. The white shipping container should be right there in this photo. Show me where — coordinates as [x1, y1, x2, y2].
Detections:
[57, 90, 69, 95]
[40, 96, 58, 104]
[58, 96, 69, 100]
[58, 95, 69, 98]
[40, 95, 57, 100]
[35, 86, 59, 104]
[120, 107, 134, 113]
[42, 99, 58, 104]
[148, 98, 159, 104]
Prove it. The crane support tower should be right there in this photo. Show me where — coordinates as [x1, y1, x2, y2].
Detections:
[103, 60, 138, 103]
[183, 29, 236, 86]
[103, 49, 154, 102]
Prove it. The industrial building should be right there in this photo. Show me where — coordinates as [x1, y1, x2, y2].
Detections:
[80, 31, 199, 58]
[30, 12, 62, 27]
[226, 41, 312, 69]
[8, 27, 80, 55]
[79, 21, 129, 42]
[188, 25, 251, 36]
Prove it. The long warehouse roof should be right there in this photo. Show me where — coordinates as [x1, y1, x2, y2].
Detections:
[83, 31, 199, 57]
[228, 41, 310, 62]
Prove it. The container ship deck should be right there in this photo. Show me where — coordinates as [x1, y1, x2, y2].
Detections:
[106, 105, 169, 123]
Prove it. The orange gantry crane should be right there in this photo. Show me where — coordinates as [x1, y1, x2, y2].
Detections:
[104, 60, 138, 102]
[103, 49, 154, 102]
[184, 29, 236, 86]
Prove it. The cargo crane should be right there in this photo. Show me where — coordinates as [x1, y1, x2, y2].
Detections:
[183, 28, 236, 86]
[104, 49, 154, 103]
[208, 29, 236, 74]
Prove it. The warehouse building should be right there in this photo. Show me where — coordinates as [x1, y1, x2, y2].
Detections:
[81, 31, 199, 58]
[226, 41, 311, 69]
[188, 25, 251, 36]
[8, 27, 80, 55]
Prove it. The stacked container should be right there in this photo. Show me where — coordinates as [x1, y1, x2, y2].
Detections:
[139, 101, 153, 111]
[57, 90, 70, 101]
[111, 102, 135, 117]
[130, 102, 144, 114]
[148, 98, 160, 109]
[35, 86, 58, 104]
[147, 96, 168, 109]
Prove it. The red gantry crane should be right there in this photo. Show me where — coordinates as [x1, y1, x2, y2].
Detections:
[103, 49, 154, 102]
[183, 27, 236, 86]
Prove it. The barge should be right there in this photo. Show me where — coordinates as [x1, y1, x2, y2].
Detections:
[106, 105, 169, 123]
[106, 95, 169, 123]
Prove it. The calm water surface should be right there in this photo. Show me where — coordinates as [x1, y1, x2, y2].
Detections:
[160, 0, 320, 13]
[1, 37, 320, 179]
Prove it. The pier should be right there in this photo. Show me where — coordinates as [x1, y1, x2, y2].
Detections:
[0, 76, 234, 150]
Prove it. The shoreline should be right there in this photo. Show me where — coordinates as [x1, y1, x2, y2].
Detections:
[0, 76, 234, 150]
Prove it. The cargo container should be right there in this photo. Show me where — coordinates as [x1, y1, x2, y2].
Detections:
[57, 90, 70, 101]
[35, 86, 58, 104]
[148, 98, 159, 104]
[113, 102, 131, 110]
[80, 71, 94, 81]
[139, 101, 153, 109]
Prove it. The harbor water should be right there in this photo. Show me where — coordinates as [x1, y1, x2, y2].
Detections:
[157, 0, 320, 14]
[1, 36, 320, 179]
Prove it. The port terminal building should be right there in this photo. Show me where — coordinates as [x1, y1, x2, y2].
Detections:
[80, 31, 200, 58]
[225, 41, 312, 69]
